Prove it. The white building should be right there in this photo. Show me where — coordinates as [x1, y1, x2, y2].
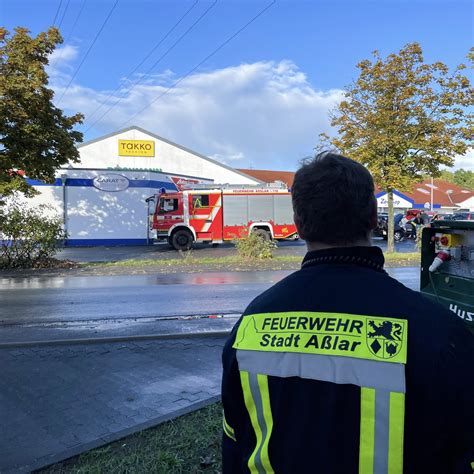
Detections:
[376, 191, 415, 214]
[25, 126, 261, 246]
[76, 126, 259, 185]
[453, 193, 474, 212]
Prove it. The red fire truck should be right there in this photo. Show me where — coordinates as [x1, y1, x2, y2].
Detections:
[149, 184, 298, 250]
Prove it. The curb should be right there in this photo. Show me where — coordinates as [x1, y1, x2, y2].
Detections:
[18, 395, 221, 473]
[0, 312, 241, 328]
[0, 330, 231, 349]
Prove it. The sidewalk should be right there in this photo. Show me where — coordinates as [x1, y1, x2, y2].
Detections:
[0, 336, 225, 473]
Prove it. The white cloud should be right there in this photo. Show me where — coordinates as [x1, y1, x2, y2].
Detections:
[209, 151, 245, 165]
[47, 52, 474, 173]
[440, 149, 474, 172]
[52, 60, 344, 170]
[453, 148, 474, 171]
[47, 45, 79, 75]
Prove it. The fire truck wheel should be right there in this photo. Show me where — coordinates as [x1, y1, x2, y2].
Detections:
[171, 229, 194, 251]
[252, 228, 271, 241]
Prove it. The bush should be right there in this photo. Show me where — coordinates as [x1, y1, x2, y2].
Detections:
[0, 200, 65, 269]
[234, 228, 277, 260]
[178, 249, 195, 263]
[415, 224, 427, 252]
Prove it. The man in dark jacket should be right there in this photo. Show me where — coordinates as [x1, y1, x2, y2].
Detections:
[221, 152, 473, 474]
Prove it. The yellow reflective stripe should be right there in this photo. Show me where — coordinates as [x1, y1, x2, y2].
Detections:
[233, 312, 408, 364]
[222, 412, 236, 442]
[359, 387, 376, 474]
[257, 374, 274, 473]
[223, 423, 236, 442]
[388, 392, 405, 474]
[240, 371, 263, 474]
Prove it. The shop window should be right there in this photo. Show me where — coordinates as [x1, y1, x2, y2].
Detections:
[192, 194, 209, 209]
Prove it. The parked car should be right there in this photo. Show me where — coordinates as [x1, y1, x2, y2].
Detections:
[436, 213, 454, 220]
[451, 212, 474, 221]
[374, 213, 406, 241]
[373, 214, 388, 238]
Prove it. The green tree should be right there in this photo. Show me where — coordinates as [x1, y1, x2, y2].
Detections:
[439, 169, 455, 183]
[323, 43, 472, 252]
[438, 168, 474, 191]
[0, 27, 83, 199]
[453, 169, 474, 190]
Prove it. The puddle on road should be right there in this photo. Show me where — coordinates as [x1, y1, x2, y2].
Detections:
[0, 270, 293, 290]
[1, 266, 419, 291]
[0, 276, 68, 289]
[153, 271, 291, 286]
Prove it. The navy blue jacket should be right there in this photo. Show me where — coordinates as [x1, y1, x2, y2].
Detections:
[221, 246, 474, 473]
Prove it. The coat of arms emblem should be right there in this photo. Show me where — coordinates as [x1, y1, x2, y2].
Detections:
[367, 319, 404, 359]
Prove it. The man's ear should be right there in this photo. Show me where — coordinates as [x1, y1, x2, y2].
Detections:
[293, 212, 305, 240]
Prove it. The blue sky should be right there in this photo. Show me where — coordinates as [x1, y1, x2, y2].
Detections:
[2, 0, 473, 170]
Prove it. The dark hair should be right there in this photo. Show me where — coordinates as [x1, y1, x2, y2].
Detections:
[292, 152, 376, 245]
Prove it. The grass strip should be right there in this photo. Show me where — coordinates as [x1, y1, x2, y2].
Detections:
[87, 255, 243, 267]
[83, 252, 420, 269]
[40, 403, 223, 474]
[384, 252, 420, 262]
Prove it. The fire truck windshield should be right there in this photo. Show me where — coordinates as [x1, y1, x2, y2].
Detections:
[159, 198, 178, 213]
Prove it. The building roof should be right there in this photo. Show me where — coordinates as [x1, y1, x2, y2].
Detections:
[79, 126, 263, 184]
[239, 168, 474, 208]
[402, 179, 474, 208]
[237, 169, 295, 187]
[450, 191, 474, 205]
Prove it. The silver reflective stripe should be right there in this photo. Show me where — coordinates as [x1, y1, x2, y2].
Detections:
[237, 350, 405, 393]
[249, 373, 267, 474]
[373, 389, 390, 474]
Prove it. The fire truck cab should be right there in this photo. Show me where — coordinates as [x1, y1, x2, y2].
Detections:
[149, 184, 298, 250]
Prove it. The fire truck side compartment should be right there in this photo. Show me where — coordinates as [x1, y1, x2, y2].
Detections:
[248, 195, 274, 222]
[222, 193, 294, 234]
[223, 195, 248, 226]
[274, 194, 294, 225]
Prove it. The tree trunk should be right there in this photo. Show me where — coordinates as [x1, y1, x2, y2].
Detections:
[387, 191, 395, 253]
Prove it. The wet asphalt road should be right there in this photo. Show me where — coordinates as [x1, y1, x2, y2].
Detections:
[0, 271, 290, 325]
[0, 268, 419, 325]
[1, 240, 419, 343]
[57, 238, 417, 262]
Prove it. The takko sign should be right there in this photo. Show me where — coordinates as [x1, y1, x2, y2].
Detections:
[118, 139, 155, 157]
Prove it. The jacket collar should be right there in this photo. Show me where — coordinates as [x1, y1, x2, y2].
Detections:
[301, 246, 386, 273]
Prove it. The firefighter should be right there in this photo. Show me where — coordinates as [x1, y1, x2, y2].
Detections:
[221, 152, 474, 474]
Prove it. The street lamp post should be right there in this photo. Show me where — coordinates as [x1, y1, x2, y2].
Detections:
[430, 176, 434, 211]
[145, 195, 155, 246]
[60, 173, 68, 245]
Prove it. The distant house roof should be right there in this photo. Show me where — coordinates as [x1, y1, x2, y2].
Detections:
[367, 179, 473, 208]
[451, 191, 474, 205]
[237, 169, 474, 208]
[403, 179, 474, 208]
[237, 169, 295, 187]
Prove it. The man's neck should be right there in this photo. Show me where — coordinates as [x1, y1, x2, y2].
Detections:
[306, 238, 372, 252]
